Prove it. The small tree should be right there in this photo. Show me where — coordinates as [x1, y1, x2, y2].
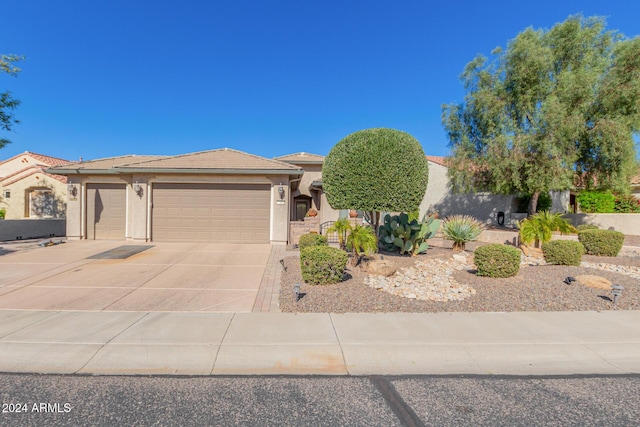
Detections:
[443, 16, 640, 215]
[322, 128, 429, 234]
[1, 54, 24, 148]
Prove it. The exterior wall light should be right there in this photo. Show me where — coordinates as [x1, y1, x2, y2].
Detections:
[134, 182, 143, 197]
[294, 283, 301, 302]
[278, 186, 285, 200]
[66, 183, 78, 198]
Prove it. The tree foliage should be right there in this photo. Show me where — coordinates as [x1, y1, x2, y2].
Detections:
[322, 128, 429, 232]
[1, 54, 24, 148]
[442, 16, 640, 214]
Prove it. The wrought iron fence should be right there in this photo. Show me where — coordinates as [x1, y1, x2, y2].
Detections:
[319, 221, 339, 243]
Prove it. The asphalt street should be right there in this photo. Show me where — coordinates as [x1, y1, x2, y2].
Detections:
[1, 374, 639, 426]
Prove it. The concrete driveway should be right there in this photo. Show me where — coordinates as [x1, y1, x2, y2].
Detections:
[0, 240, 273, 312]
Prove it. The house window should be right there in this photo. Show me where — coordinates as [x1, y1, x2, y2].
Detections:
[29, 189, 55, 218]
[3, 190, 9, 199]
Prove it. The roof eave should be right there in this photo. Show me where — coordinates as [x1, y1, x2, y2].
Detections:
[45, 167, 304, 176]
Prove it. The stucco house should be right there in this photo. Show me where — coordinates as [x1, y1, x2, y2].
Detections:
[47, 149, 303, 243]
[0, 151, 69, 219]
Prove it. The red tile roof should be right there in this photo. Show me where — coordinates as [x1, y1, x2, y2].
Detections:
[0, 151, 70, 167]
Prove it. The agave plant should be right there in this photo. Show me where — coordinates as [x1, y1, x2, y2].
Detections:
[346, 225, 378, 265]
[518, 211, 577, 248]
[327, 218, 352, 250]
[441, 215, 484, 251]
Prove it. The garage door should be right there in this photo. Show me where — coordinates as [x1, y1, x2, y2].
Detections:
[86, 183, 126, 240]
[152, 183, 271, 243]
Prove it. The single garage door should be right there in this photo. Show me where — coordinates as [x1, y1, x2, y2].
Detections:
[152, 183, 271, 243]
[86, 183, 126, 240]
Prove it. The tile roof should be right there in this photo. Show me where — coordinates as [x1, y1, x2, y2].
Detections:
[426, 155, 449, 167]
[631, 168, 640, 186]
[116, 148, 301, 171]
[59, 155, 166, 170]
[274, 152, 325, 164]
[0, 151, 70, 167]
[1, 166, 67, 186]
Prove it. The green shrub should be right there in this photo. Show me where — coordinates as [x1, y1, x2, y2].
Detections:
[474, 244, 521, 278]
[542, 240, 584, 265]
[441, 215, 484, 251]
[298, 233, 328, 250]
[578, 229, 625, 256]
[614, 195, 640, 213]
[300, 246, 349, 285]
[576, 224, 599, 231]
[0, 208, 5, 219]
[577, 191, 615, 213]
[346, 225, 377, 263]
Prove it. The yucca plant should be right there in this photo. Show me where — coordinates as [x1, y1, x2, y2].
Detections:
[441, 215, 484, 251]
[346, 225, 378, 265]
[518, 211, 577, 248]
[327, 218, 352, 250]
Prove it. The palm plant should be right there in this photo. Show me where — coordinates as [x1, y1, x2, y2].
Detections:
[327, 218, 352, 250]
[346, 225, 378, 265]
[441, 215, 484, 251]
[518, 211, 577, 248]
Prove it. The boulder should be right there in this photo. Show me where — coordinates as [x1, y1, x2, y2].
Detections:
[519, 244, 543, 258]
[575, 275, 612, 290]
[361, 255, 397, 277]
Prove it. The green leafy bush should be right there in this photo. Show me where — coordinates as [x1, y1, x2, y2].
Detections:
[614, 195, 640, 213]
[441, 215, 484, 251]
[474, 244, 521, 278]
[578, 229, 625, 256]
[518, 211, 576, 247]
[576, 224, 599, 231]
[542, 240, 584, 265]
[577, 191, 615, 213]
[300, 246, 349, 285]
[298, 233, 328, 250]
[0, 208, 5, 219]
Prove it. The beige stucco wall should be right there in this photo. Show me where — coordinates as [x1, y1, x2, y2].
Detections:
[0, 174, 67, 220]
[64, 173, 291, 243]
[564, 213, 640, 236]
[0, 154, 44, 176]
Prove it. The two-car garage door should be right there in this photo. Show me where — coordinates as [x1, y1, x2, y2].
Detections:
[152, 183, 271, 243]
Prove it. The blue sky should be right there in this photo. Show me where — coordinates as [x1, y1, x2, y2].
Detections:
[2, 0, 640, 162]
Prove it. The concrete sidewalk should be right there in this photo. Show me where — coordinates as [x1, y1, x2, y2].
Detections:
[1, 310, 639, 376]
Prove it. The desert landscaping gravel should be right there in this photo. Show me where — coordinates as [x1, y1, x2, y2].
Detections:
[279, 246, 640, 313]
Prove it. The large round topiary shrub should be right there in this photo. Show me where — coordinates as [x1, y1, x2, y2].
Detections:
[300, 246, 349, 285]
[322, 128, 429, 231]
[578, 229, 625, 256]
[542, 240, 584, 266]
[474, 244, 521, 278]
[298, 233, 328, 250]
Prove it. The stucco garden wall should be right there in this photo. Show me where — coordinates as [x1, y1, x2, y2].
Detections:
[0, 219, 66, 241]
[0, 174, 67, 219]
[565, 213, 640, 236]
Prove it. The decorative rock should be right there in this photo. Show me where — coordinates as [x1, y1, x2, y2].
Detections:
[364, 255, 476, 302]
[361, 255, 397, 277]
[520, 244, 543, 258]
[575, 275, 612, 290]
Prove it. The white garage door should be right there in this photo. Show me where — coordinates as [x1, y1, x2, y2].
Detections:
[152, 183, 271, 243]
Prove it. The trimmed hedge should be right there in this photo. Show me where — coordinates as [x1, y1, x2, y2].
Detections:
[578, 229, 625, 256]
[576, 224, 599, 231]
[298, 233, 328, 250]
[474, 244, 521, 278]
[300, 246, 349, 285]
[577, 191, 615, 213]
[542, 240, 584, 266]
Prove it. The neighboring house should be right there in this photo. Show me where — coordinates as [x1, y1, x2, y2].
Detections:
[632, 168, 640, 199]
[47, 149, 303, 243]
[0, 151, 69, 219]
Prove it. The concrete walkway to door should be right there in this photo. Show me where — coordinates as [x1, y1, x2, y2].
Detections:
[0, 240, 272, 312]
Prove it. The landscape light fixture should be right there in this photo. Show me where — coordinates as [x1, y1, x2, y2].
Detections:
[278, 186, 285, 200]
[294, 283, 301, 302]
[611, 284, 624, 307]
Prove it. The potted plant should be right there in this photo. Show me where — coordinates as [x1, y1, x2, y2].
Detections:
[306, 208, 318, 217]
